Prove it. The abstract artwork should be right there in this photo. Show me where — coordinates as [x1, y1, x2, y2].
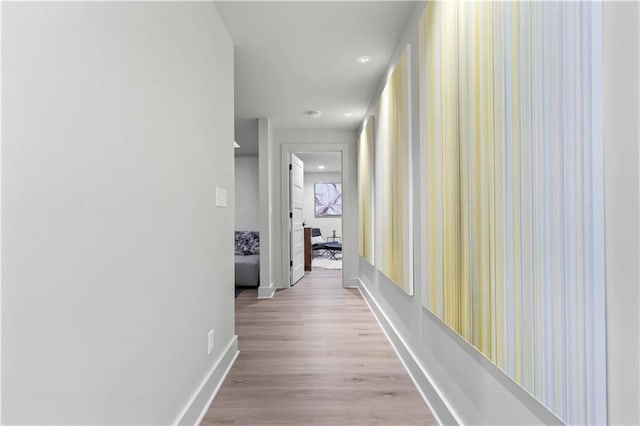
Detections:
[357, 117, 374, 264]
[314, 183, 342, 217]
[419, 2, 606, 424]
[374, 46, 412, 294]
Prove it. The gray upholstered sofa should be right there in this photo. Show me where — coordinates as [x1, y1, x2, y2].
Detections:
[234, 231, 260, 287]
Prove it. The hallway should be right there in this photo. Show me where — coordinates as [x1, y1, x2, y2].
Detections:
[202, 270, 436, 425]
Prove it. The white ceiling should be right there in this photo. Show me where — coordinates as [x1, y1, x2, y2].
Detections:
[296, 151, 342, 173]
[216, 1, 417, 130]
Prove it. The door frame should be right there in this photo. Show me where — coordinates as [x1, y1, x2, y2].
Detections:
[279, 143, 357, 289]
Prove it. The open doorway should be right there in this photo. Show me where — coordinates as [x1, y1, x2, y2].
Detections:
[289, 151, 343, 285]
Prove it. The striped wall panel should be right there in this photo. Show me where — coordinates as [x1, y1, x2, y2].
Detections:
[418, 2, 606, 424]
[374, 46, 413, 294]
[358, 117, 375, 264]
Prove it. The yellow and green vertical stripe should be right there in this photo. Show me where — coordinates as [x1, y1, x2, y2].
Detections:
[418, 2, 606, 424]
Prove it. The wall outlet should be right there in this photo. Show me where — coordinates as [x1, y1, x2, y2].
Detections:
[207, 329, 214, 355]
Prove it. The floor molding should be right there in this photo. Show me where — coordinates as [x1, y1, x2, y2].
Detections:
[344, 276, 361, 288]
[174, 335, 239, 425]
[274, 279, 290, 290]
[258, 283, 275, 299]
[358, 281, 461, 426]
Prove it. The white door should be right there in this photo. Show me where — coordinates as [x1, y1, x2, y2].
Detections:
[290, 154, 305, 285]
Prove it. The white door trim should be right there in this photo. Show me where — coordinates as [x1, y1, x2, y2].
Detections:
[279, 143, 357, 289]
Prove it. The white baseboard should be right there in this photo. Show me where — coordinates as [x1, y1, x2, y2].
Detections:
[358, 281, 461, 426]
[258, 283, 275, 299]
[174, 335, 239, 426]
[344, 276, 361, 288]
[275, 278, 290, 289]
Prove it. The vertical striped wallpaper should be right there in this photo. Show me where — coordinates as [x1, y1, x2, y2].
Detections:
[358, 117, 374, 264]
[418, 1, 606, 424]
[374, 46, 413, 294]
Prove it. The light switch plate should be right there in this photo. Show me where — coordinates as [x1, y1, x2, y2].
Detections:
[215, 187, 227, 207]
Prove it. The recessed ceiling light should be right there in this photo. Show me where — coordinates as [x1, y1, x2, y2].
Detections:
[343, 112, 353, 117]
[356, 55, 371, 64]
[318, 165, 326, 170]
[306, 110, 322, 118]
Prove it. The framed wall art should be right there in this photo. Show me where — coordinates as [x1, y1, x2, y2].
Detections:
[314, 183, 342, 217]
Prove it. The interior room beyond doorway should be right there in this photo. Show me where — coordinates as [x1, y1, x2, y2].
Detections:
[295, 151, 343, 278]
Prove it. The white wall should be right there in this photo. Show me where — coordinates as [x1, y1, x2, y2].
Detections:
[1, 3, 236, 424]
[303, 172, 342, 241]
[235, 156, 260, 231]
[258, 118, 275, 298]
[604, 2, 640, 424]
[358, 2, 640, 426]
[234, 118, 259, 156]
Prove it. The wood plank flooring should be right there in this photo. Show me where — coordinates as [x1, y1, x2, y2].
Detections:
[202, 269, 436, 425]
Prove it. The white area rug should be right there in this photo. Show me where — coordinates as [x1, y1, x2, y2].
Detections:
[312, 257, 343, 270]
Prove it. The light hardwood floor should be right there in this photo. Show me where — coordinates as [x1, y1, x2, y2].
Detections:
[202, 269, 436, 425]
